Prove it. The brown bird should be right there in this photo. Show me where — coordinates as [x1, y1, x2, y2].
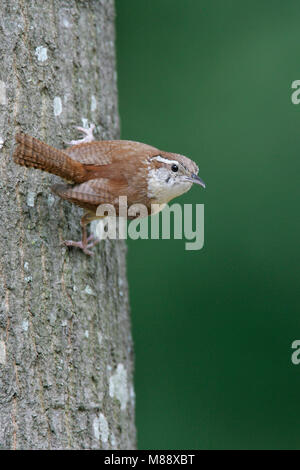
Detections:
[13, 126, 205, 255]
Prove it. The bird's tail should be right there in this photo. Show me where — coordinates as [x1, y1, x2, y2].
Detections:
[13, 133, 85, 183]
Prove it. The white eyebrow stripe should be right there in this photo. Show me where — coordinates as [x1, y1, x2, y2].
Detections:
[151, 155, 179, 165]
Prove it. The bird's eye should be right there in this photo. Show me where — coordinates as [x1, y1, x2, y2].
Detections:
[171, 164, 178, 172]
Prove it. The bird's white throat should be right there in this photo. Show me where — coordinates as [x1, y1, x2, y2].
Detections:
[147, 167, 192, 203]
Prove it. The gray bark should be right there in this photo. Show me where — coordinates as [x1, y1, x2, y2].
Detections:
[0, 0, 135, 450]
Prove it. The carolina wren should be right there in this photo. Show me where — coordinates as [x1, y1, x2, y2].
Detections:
[13, 126, 205, 255]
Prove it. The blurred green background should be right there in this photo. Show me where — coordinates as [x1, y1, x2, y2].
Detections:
[115, 0, 300, 449]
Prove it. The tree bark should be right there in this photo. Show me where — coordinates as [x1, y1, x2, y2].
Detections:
[0, 0, 135, 450]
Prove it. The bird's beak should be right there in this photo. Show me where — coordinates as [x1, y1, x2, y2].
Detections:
[188, 173, 206, 188]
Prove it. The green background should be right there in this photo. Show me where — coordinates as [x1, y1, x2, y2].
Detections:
[115, 0, 300, 449]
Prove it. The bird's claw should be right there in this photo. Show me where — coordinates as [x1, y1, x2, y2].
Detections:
[66, 123, 96, 146]
[62, 234, 100, 256]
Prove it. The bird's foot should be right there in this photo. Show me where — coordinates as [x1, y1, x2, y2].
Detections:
[62, 234, 100, 256]
[66, 123, 96, 146]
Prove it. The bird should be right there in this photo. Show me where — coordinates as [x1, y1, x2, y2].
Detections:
[13, 125, 205, 255]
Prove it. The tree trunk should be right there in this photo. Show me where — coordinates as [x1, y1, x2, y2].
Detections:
[0, 0, 135, 450]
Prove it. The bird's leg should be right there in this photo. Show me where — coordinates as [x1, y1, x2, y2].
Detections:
[62, 214, 100, 256]
[66, 123, 96, 146]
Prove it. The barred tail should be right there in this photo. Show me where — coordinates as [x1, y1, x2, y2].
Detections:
[13, 133, 85, 183]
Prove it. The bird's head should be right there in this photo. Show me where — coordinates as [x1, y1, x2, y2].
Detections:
[147, 152, 205, 203]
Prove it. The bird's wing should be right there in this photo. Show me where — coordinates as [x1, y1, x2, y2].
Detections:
[51, 178, 129, 212]
[64, 140, 159, 166]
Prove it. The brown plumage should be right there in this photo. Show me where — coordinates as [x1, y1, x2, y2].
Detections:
[13, 131, 205, 254]
[14, 133, 157, 213]
[14, 133, 85, 183]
